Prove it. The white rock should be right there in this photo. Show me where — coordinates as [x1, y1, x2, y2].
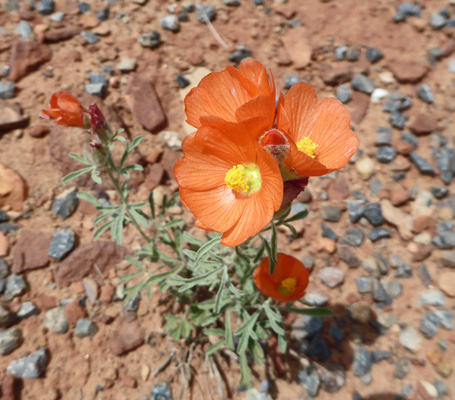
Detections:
[371, 88, 389, 103]
[356, 157, 375, 180]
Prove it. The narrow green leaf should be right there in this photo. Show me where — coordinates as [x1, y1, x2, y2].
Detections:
[204, 328, 225, 337]
[283, 222, 297, 237]
[61, 167, 93, 184]
[228, 283, 245, 298]
[93, 210, 116, 227]
[182, 249, 196, 261]
[125, 255, 145, 271]
[111, 208, 125, 245]
[183, 232, 205, 246]
[127, 207, 149, 228]
[131, 135, 144, 150]
[236, 311, 260, 354]
[284, 209, 308, 223]
[253, 240, 266, 264]
[69, 152, 91, 165]
[128, 202, 147, 209]
[119, 142, 130, 170]
[122, 164, 144, 172]
[239, 351, 252, 387]
[200, 313, 219, 327]
[278, 334, 287, 353]
[263, 305, 285, 336]
[280, 307, 332, 317]
[177, 267, 222, 292]
[225, 310, 234, 351]
[93, 219, 114, 240]
[263, 239, 276, 276]
[91, 169, 102, 184]
[77, 191, 101, 206]
[118, 271, 143, 283]
[206, 340, 226, 356]
[214, 267, 228, 314]
[195, 236, 221, 264]
[252, 341, 264, 364]
[160, 219, 184, 230]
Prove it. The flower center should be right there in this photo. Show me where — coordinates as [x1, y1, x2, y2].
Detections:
[278, 277, 297, 297]
[225, 164, 261, 194]
[296, 137, 318, 158]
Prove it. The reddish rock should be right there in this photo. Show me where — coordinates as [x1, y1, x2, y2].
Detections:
[320, 63, 353, 86]
[12, 230, 51, 273]
[108, 319, 145, 356]
[9, 41, 52, 82]
[277, 46, 292, 66]
[0, 164, 28, 212]
[395, 140, 414, 155]
[144, 163, 165, 191]
[1, 375, 20, 400]
[281, 26, 312, 70]
[161, 149, 181, 181]
[28, 124, 50, 138]
[122, 375, 137, 388]
[64, 299, 87, 324]
[124, 74, 167, 133]
[441, 39, 455, 57]
[387, 60, 429, 84]
[145, 148, 163, 164]
[0, 100, 29, 131]
[35, 294, 59, 311]
[99, 284, 115, 304]
[408, 113, 438, 135]
[438, 271, 455, 297]
[327, 175, 350, 200]
[412, 215, 434, 234]
[411, 244, 433, 262]
[56, 241, 126, 287]
[389, 155, 411, 172]
[0, 232, 9, 257]
[390, 190, 411, 206]
[44, 26, 81, 43]
[349, 91, 370, 124]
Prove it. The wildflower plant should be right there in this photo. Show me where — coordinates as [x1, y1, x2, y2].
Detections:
[41, 60, 358, 386]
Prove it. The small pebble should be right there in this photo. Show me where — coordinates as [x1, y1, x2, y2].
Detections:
[7, 347, 48, 378]
[417, 84, 434, 104]
[75, 319, 98, 337]
[365, 47, 384, 63]
[283, 74, 301, 89]
[195, 5, 216, 23]
[81, 31, 99, 44]
[48, 228, 75, 260]
[160, 15, 179, 32]
[336, 85, 352, 103]
[139, 31, 161, 49]
[351, 74, 375, 94]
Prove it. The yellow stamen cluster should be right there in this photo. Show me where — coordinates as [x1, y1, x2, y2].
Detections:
[278, 277, 297, 297]
[296, 137, 318, 158]
[225, 164, 261, 194]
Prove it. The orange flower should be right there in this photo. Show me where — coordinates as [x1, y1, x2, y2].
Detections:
[174, 119, 283, 247]
[253, 253, 310, 302]
[40, 91, 86, 127]
[184, 59, 276, 132]
[276, 83, 358, 177]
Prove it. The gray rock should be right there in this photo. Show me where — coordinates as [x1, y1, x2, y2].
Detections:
[81, 31, 99, 44]
[371, 279, 391, 303]
[322, 224, 338, 241]
[433, 232, 455, 250]
[397, 2, 421, 17]
[362, 203, 384, 226]
[4, 274, 26, 300]
[353, 346, 373, 377]
[85, 83, 106, 98]
[89, 72, 107, 85]
[15, 20, 32, 38]
[430, 186, 449, 199]
[365, 47, 384, 63]
[394, 357, 410, 379]
[117, 58, 137, 72]
[369, 178, 382, 197]
[362, 258, 379, 277]
[17, 302, 40, 319]
[52, 189, 79, 220]
[319, 364, 346, 393]
[346, 48, 359, 62]
[433, 379, 450, 398]
[124, 294, 140, 312]
[7, 347, 48, 378]
[297, 367, 320, 397]
[356, 277, 372, 293]
[351, 74, 375, 94]
[340, 228, 365, 247]
[383, 92, 412, 112]
[48, 228, 75, 260]
[176, 74, 190, 89]
[151, 382, 172, 400]
[386, 281, 402, 298]
[430, 12, 448, 30]
[101, 65, 114, 75]
[304, 293, 328, 306]
[75, 319, 98, 337]
[139, 31, 161, 49]
[223, 0, 240, 5]
[229, 44, 252, 63]
[95, 7, 109, 21]
[389, 111, 408, 129]
[321, 205, 342, 222]
[402, 131, 418, 146]
[160, 15, 179, 32]
[291, 315, 324, 341]
[410, 153, 436, 176]
[376, 146, 397, 163]
[395, 263, 412, 278]
[0, 327, 22, 355]
[0, 304, 15, 328]
[347, 200, 364, 223]
[369, 227, 391, 242]
[0, 210, 8, 223]
[371, 350, 392, 363]
[196, 5, 216, 23]
[399, 327, 421, 353]
[334, 45, 347, 60]
[260, 379, 273, 393]
[419, 312, 439, 338]
[417, 84, 434, 104]
[44, 306, 68, 334]
[417, 264, 432, 287]
[283, 74, 301, 89]
[50, 11, 65, 22]
[38, 0, 54, 15]
[338, 247, 360, 267]
[418, 290, 445, 306]
[375, 127, 392, 146]
[336, 85, 352, 103]
[319, 267, 344, 288]
[0, 81, 15, 99]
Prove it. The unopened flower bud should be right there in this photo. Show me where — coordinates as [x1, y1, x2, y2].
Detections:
[259, 129, 289, 164]
[88, 104, 108, 132]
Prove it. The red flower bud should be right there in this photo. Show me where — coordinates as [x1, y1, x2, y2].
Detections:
[88, 104, 108, 132]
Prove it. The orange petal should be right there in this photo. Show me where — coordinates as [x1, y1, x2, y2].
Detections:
[238, 59, 272, 95]
[179, 186, 244, 233]
[235, 94, 276, 129]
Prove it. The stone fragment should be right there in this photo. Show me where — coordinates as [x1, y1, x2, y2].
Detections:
[51, 188, 79, 219]
[353, 346, 373, 376]
[339, 228, 364, 247]
[44, 26, 81, 42]
[4, 274, 26, 300]
[349, 91, 369, 124]
[56, 241, 125, 286]
[418, 290, 445, 306]
[319, 267, 344, 288]
[195, 5, 216, 23]
[0, 304, 15, 328]
[297, 367, 320, 397]
[229, 45, 252, 63]
[151, 382, 173, 400]
[356, 158, 375, 180]
[0, 327, 22, 355]
[17, 302, 40, 319]
[7, 347, 48, 378]
[0, 100, 29, 131]
[124, 74, 166, 132]
[381, 199, 413, 240]
[160, 15, 179, 32]
[116, 58, 136, 72]
[44, 306, 68, 333]
[139, 31, 161, 49]
[12, 230, 51, 273]
[281, 26, 312, 70]
[351, 74, 375, 94]
[28, 124, 50, 138]
[408, 113, 438, 135]
[48, 228, 75, 260]
[438, 272, 455, 297]
[0, 163, 27, 211]
[8, 41, 52, 82]
[387, 60, 428, 83]
[109, 319, 145, 355]
[399, 327, 422, 353]
[75, 319, 97, 337]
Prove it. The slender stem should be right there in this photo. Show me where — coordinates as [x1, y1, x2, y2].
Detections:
[105, 167, 152, 244]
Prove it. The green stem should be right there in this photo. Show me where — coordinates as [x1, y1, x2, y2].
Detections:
[105, 167, 152, 244]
